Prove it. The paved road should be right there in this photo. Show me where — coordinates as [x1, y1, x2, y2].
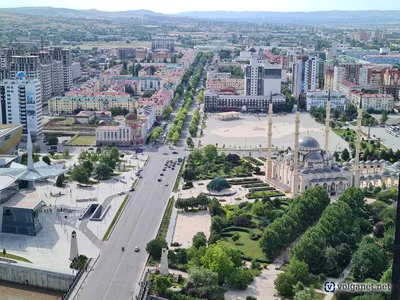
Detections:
[75, 151, 181, 300]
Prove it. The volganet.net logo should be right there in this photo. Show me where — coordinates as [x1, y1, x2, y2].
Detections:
[324, 282, 391, 293]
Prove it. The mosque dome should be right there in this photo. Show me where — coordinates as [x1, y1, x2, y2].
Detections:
[393, 162, 400, 170]
[360, 175, 366, 180]
[380, 169, 391, 177]
[372, 160, 379, 164]
[341, 167, 350, 171]
[16, 71, 26, 79]
[305, 152, 324, 162]
[301, 169, 310, 174]
[374, 174, 381, 179]
[379, 159, 386, 163]
[299, 136, 320, 150]
[365, 160, 372, 164]
[343, 162, 351, 167]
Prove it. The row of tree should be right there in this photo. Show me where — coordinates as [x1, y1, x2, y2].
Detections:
[150, 127, 162, 143]
[189, 109, 200, 137]
[197, 88, 204, 105]
[175, 194, 210, 211]
[259, 187, 330, 259]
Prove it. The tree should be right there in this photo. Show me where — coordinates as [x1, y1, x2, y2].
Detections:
[70, 166, 90, 184]
[154, 276, 171, 295]
[351, 240, 388, 281]
[42, 156, 51, 165]
[226, 153, 241, 165]
[47, 135, 59, 145]
[201, 242, 235, 283]
[203, 144, 218, 162]
[94, 162, 113, 180]
[124, 85, 135, 95]
[146, 237, 167, 260]
[209, 198, 222, 216]
[82, 160, 94, 176]
[2, 248, 5, 255]
[208, 230, 221, 244]
[192, 232, 207, 249]
[33, 145, 41, 153]
[227, 267, 252, 290]
[275, 271, 296, 297]
[285, 259, 309, 283]
[207, 177, 230, 192]
[56, 174, 65, 187]
[188, 267, 218, 288]
[162, 106, 173, 120]
[186, 137, 195, 148]
[231, 233, 240, 244]
[381, 111, 388, 124]
[341, 148, 350, 161]
[171, 131, 179, 144]
[182, 168, 196, 181]
[63, 148, 70, 158]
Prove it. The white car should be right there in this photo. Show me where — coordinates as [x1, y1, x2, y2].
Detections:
[118, 191, 125, 195]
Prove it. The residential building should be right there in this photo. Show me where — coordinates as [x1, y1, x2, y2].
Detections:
[324, 67, 335, 90]
[339, 80, 362, 99]
[292, 56, 317, 96]
[117, 48, 136, 60]
[204, 89, 285, 112]
[48, 95, 138, 114]
[306, 91, 346, 111]
[349, 92, 394, 112]
[71, 62, 82, 81]
[333, 64, 362, 90]
[0, 72, 43, 140]
[51, 61, 64, 96]
[382, 69, 400, 100]
[138, 105, 156, 131]
[49, 47, 72, 91]
[139, 89, 172, 117]
[245, 60, 282, 96]
[109, 76, 161, 93]
[9, 56, 41, 79]
[152, 37, 175, 53]
[206, 78, 245, 93]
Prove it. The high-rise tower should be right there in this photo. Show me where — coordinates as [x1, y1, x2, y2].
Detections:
[292, 97, 301, 196]
[324, 90, 331, 152]
[266, 94, 273, 179]
[353, 98, 363, 188]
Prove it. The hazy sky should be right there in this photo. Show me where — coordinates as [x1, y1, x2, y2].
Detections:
[0, 0, 399, 14]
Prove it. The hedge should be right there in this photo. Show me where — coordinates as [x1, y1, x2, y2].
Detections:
[242, 183, 270, 188]
[246, 191, 286, 199]
[222, 226, 251, 233]
[248, 186, 276, 192]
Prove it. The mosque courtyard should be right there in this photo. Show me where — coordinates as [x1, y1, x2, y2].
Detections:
[201, 113, 349, 153]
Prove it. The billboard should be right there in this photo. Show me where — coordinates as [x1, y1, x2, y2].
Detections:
[26, 91, 36, 130]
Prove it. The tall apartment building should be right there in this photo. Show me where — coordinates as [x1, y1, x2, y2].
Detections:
[333, 64, 362, 91]
[71, 62, 82, 81]
[51, 61, 64, 96]
[291, 56, 317, 97]
[245, 60, 282, 96]
[10, 55, 41, 79]
[151, 37, 175, 53]
[117, 48, 136, 60]
[324, 67, 335, 90]
[0, 72, 43, 140]
[49, 47, 72, 91]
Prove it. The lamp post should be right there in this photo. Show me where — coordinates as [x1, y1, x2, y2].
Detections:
[391, 173, 400, 300]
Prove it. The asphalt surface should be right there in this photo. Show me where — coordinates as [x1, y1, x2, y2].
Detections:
[75, 150, 181, 300]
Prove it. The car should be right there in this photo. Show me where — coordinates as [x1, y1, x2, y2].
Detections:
[130, 188, 135, 192]
[172, 168, 175, 170]
[139, 175, 143, 179]
[162, 169, 166, 172]
[88, 147, 94, 151]
[160, 173, 164, 176]
[158, 178, 162, 182]
[163, 152, 168, 155]
[134, 247, 140, 252]
[165, 183, 169, 187]
[172, 151, 179, 154]
[118, 191, 125, 195]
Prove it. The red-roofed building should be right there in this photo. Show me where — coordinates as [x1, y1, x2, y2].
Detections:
[139, 89, 172, 117]
[349, 91, 394, 111]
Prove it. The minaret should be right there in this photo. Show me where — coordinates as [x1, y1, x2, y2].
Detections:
[27, 131, 34, 171]
[266, 93, 273, 179]
[324, 90, 331, 152]
[292, 97, 301, 196]
[69, 231, 79, 261]
[353, 98, 363, 188]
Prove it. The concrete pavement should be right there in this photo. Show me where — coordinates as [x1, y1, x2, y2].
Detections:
[74, 152, 180, 300]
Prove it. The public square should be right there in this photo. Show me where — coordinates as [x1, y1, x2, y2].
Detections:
[202, 113, 349, 153]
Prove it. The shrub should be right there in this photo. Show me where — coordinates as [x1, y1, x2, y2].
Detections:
[249, 232, 262, 241]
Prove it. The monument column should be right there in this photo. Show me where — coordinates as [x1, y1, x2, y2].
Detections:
[324, 90, 331, 152]
[292, 102, 301, 196]
[160, 248, 169, 276]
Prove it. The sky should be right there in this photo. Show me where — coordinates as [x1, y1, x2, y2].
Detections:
[0, 0, 400, 14]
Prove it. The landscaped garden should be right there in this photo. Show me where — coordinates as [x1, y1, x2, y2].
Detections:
[181, 145, 255, 181]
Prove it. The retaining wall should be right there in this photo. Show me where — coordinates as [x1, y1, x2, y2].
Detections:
[0, 262, 75, 292]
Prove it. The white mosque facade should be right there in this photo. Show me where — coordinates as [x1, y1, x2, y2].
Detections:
[265, 96, 399, 196]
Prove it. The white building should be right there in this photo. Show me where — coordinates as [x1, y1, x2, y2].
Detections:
[138, 105, 156, 131]
[96, 125, 132, 146]
[71, 62, 82, 81]
[292, 56, 317, 96]
[245, 59, 282, 96]
[349, 92, 394, 112]
[0, 72, 43, 140]
[306, 91, 346, 111]
[49, 48, 73, 91]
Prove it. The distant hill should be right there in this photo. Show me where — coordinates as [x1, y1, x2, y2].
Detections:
[175, 10, 400, 23]
[1, 7, 400, 24]
[0, 7, 162, 19]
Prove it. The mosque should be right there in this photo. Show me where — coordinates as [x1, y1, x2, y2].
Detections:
[265, 93, 400, 196]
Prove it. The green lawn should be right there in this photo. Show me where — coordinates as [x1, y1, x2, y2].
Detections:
[223, 231, 265, 261]
[102, 195, 130, 241]
[67, 135, 96, 146]
[0, 252, 32, 263]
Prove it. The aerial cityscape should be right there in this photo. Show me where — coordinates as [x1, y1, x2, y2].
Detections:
[0, 3, 400, 300]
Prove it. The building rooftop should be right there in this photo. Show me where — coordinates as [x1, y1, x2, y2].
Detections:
[110, 76, 161, 81]
[0, 124, 22, 136]
[1, 189, 41, 210]
[51, 96, 137, 102]
[0, 175, 17, 190]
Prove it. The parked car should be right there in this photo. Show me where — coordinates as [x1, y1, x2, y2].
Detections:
[118, 191, 125, 195]
[172, 151, 179, 154]
[158, 178, 162, 182]
[130, 188, 135, 192]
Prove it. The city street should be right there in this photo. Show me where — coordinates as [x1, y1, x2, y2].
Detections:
[75, 150, 181, 300]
